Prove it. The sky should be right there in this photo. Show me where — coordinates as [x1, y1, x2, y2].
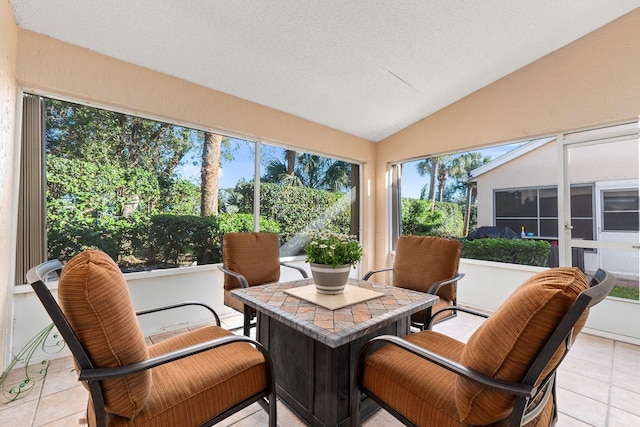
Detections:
[399, 142, 524, 199]
[177, 139, 526, 197]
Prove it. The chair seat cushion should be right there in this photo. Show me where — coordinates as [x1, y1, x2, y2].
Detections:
[363, 331, 465, 427]
[101, 326, 269, 427]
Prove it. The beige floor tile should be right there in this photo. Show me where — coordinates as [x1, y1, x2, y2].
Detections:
[45, 356, 75, 374]
[556, 369, 610, 404]
[609, 386, 640, 416]
[362, 408, 404, 426]
[0, 398, 37, 426]
[556, 387, 608, 426]
[555, 412, 593, 426]
[608, 407, 640, 427]
[560, 355, 612, 385]
[570, 334, 615, 362]
[215, 402, 264, 427]
[275, 401, 308, 427]
[37, 411, 85, 427]
[0, 367, 44, 408]
[41, 367, 80, 397]
[612, 342, 640, 394]
[33, 385, 87, 426]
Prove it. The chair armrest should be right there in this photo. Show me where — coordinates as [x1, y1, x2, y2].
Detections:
[280, 262, 309, 279]
[79, 334, 271, 381]
[136, 301, 221, 327]
[357, 335, 535, 398]
[426, 305, 490, 330]
[217, 265, 250, 288]
[362, 267, 393, 281]
[426, 272, 465, 295]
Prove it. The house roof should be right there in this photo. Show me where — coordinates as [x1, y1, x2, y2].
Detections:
[464, 137, 556, 182]
[9, 1, 640, 142]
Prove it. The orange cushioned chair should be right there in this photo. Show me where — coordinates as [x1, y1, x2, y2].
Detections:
[218, 232, 308, 336]
[351, 267, 614, 427]
[363, 235, 464, 329]
[28, 249, 277, 427]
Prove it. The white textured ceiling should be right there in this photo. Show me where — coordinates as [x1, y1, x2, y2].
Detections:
[10, 0, 640, 142]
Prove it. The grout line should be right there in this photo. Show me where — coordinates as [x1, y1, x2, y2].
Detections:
[603, 340, 618, 426]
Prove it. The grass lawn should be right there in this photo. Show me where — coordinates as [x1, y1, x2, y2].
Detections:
[609, 285, 639, 300]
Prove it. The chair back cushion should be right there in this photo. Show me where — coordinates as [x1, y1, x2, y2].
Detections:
[223, 232, 281, 290]
[58, 249, 151, 419]
[456, 267, 589, 425]
[392, 235, 461, 301]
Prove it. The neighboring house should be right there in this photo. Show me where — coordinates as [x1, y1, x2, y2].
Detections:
[467, 123, 639, 278]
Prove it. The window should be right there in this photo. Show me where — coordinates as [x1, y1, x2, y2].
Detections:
[494, 186, 594, 239]
[17, 94, 360, 281]
[602, 189, 639, 232]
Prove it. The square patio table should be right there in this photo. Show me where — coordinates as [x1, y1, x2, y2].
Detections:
[231, 277, 438, 427]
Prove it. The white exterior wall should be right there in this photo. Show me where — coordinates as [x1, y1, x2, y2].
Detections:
[475, 137, 638, 228]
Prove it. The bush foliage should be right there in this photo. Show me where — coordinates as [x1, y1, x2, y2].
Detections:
[460, 238, 551, 267]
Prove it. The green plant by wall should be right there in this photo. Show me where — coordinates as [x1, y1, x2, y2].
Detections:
[460, 238, 551, 267]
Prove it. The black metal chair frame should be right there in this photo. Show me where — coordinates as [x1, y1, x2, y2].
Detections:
[28, 260, 278, 427]
[352, 269, 614, 427]
[219, 261, 308, 336]
[363, 267, 465, 329]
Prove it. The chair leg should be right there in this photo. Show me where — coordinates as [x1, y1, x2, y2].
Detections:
[243, 305, 252, 337]
[269, 388, 277, 427]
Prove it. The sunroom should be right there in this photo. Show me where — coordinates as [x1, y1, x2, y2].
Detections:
[1, 2, 639, 426]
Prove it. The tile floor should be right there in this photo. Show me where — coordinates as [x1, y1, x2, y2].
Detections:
[1, 310, 638, 426]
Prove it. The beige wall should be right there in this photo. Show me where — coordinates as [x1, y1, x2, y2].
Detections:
[374, 9, 640, 268]
[0, 0, 18, 372]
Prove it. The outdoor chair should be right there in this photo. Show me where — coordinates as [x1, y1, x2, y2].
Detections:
[218, 232, 308, 336]
[363, 235, 464, 329]
[28, 249, 277, 427]
[351, 267, 614, 427]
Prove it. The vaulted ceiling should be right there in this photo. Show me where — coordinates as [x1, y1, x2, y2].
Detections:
[10, 0, 640, 141]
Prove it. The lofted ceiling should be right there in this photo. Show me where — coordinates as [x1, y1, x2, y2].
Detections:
[9, 0, 640, 142]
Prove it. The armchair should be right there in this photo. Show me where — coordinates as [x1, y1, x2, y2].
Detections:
[352, 267, 614, 427]
[363, 235, 464, 329]
[28, 249, 277, 427]
[218, 232, 308, 336]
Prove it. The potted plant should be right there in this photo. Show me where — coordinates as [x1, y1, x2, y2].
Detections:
[304, 230, 363, 294]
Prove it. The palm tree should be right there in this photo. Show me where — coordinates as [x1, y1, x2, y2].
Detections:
[263, 151, 351, 192]
[448, 152, 491, 235]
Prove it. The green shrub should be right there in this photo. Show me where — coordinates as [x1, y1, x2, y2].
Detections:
[401, 198, 467, 238]
[140, 213, 280, 267]
[232, 182, 351, 247]
[461, 238, 551, 267]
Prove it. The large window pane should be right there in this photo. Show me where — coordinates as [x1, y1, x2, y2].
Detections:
[495, 189, 538, 217]
[34, 95, 361, 271]
[539, 188, 557, 217]
[259, 144, 357, 256]
[603, 190, 639, 232]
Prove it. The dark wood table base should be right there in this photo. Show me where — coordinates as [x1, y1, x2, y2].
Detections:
[258, 312, 411, 427]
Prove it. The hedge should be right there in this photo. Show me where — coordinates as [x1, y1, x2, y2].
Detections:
[460, 238, 551, 267]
